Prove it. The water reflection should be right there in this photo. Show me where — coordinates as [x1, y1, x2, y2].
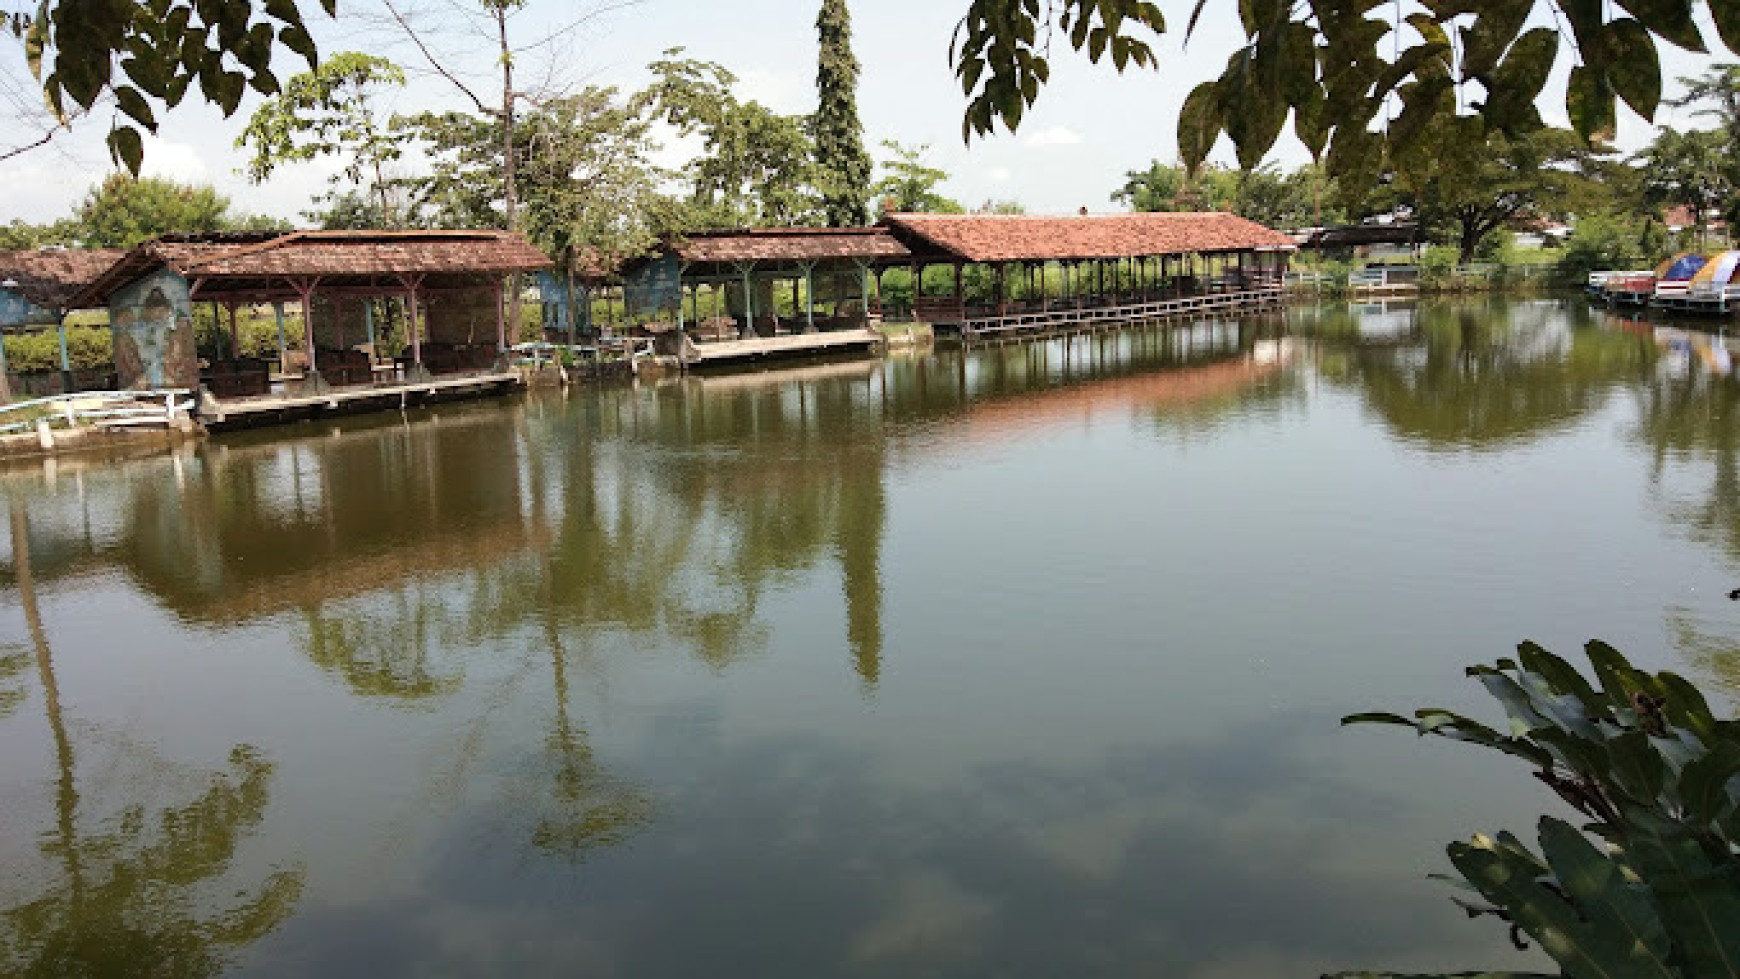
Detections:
[9, 302, 1725, 976]
[1304, 300, 1659, 450]
[1, 499, 303, 977]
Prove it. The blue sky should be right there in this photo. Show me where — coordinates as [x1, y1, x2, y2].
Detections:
[0, 0, 1730, 225]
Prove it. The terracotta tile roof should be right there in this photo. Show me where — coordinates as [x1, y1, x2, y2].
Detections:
[883, 212, 1296, 263]
[671, 227, 910, 264]
[0, 248, 127, 309]
[73, 230, 551, 306]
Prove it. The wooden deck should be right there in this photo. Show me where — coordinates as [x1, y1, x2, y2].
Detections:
[955, 287, 1285, 346]
[684, 329, 883, 367]
[200, 370, 524, 429]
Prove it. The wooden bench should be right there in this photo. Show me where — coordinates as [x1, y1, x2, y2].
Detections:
[201, 359, 272, 398]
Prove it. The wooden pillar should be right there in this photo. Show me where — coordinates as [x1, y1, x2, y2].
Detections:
[0, 327, 11, 403]
[273, 302, 288, 374]
[56, 317, 72, 391]
[364, 299, 377, 359]
[743, 265, 756, 337]
[803, 262, 816, 332]
[396, 273, 425, 367]
[289, 276, 324, 383]
[495, 279, 508, 352]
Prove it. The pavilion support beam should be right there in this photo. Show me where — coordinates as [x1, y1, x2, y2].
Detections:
[396, 273, 428, 381]
[0, 328, 10, 403]
[364, 299, 377, 360]
[801, 261, 816, 333]
[736, 262, 757, 339]
[55, 316, 72, 392]
[677, 262, 690, 336]
[494, 279, 508, 353]
[854, 259, 872, 328]
[226, 303, 241, 361]
[286, 275, 327, 394]
[273, 302, 288, 375]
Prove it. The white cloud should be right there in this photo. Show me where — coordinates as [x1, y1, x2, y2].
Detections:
[985, 166, 1013, 184]
[139, 135, 209, 181]
[1022, 126, 1082, 148]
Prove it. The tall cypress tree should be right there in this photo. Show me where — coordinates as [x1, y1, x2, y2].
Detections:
[814, 0, 872, 227]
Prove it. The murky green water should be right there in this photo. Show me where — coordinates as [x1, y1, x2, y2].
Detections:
[4, 298, 1740, 977]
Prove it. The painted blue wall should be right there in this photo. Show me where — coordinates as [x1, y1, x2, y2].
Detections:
[110, 267, 198, 389]
[0, 288, 55, 329]
[623, 254, 681, 319]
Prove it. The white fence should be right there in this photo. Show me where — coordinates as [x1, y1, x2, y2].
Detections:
[0, 390, 195, 437]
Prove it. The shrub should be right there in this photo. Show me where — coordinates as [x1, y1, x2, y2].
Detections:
[1333, 641, 1740, 978]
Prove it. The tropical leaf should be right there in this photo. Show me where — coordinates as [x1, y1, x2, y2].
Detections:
[1625, 811, 1740, 978]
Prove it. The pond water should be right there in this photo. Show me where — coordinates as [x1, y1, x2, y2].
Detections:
[4, 298, 1740, 977]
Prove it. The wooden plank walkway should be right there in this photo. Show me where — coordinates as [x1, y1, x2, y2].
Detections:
[958, 288, 1285, 346]
[686, 329, 882, 367]
[201, 370, 523, 428]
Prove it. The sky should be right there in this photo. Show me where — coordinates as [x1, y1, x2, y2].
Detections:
[0, 0, 1733, 226]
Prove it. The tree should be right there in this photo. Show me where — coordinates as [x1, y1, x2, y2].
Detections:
[1399, 125, 1606, 264]
[1113, 160, 1335, 228]
[1113, 161, 1238, 212]
[950, 2, 1740, 189]
[871, 140, 962, 215]
[1672, 62, 1740, 148]
[375, 0, 620, 343]
[73, 174, 232, 248]
[8, 0, 331, 172]
[813, 0, 873, 227]
[20, 0, 1740, 198]
[648, 50, 825, 227]
[0, 218, 81, 249]
[1634, 128, 1734, 245]
[237, 52, 411, 228]
[518, 90, 669, 268]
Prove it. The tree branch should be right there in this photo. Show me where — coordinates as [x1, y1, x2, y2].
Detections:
[377, 0, 493, 114]
[0, 125, 63, 163]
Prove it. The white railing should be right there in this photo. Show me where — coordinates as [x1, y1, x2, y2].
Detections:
[0, 389, 195, 436]
[509, 340, 655, 369]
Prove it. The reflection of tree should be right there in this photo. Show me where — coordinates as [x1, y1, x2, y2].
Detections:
[1665, 605, 1740, 697]
[0, 746, 304, 978]
[1340, 301, 1655, 450]
[530, 612, 653, 860]
[298, 592, 462, 701]
[1, 499, 302, 977]
[1633, 369, 1740, 563]
[0, 644, 27, 719]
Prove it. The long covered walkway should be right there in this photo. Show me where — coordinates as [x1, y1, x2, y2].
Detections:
[880, 212, 1294, 346]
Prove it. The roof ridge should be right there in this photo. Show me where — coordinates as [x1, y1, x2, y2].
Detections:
[178, 231, 308, 272]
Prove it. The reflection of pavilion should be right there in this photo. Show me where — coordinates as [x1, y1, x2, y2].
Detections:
[118, 409, 543, 625]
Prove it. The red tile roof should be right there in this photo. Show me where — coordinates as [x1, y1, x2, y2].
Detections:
[671, 227, 910, 264]
[72, 230, 551, 306]
[0, 248, 128, 309]
[883, 212, 1296, 263]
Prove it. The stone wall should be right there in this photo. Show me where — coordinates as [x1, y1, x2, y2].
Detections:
[109, 267, 198, 390]
[307, 295, 374, 353]
[422, 288, 501, 347]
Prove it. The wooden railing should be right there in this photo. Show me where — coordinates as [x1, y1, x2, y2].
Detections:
[958, 286, 1285, 343]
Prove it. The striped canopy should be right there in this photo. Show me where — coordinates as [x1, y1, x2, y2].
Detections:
[1657, 252, 1709, 281]
[1691, 250, 1740, 286]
